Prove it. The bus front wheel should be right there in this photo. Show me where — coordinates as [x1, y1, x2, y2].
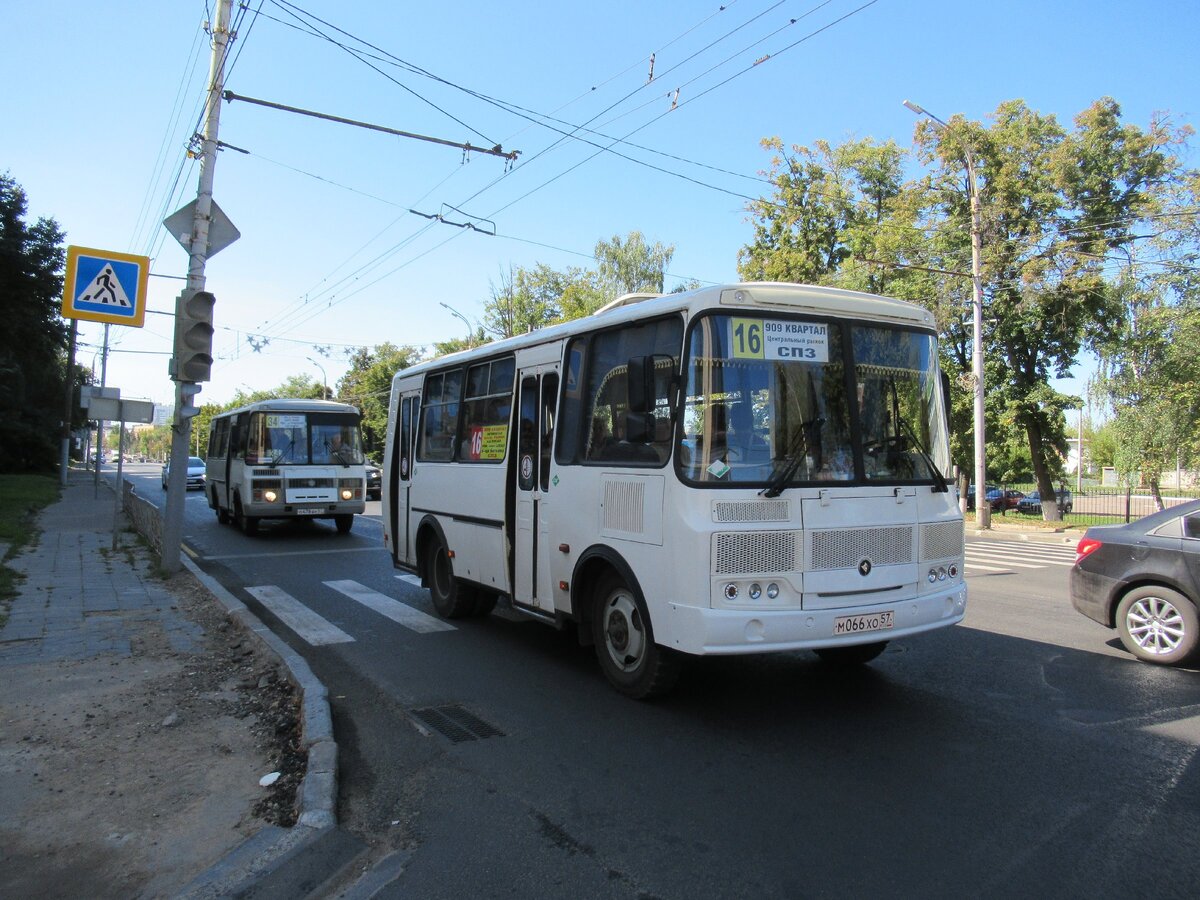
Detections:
[591, 573, 681, 699]
[425, 538, 477, 619]
[814, 641, 888, 665]
[234, 497, 258, 536]
[335, 514, 354, 535]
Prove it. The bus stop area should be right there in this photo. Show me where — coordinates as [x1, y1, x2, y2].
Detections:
[0, 469, 342, 898]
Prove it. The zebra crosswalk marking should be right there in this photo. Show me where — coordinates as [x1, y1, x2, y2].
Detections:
[325, 579, 455, 634]
[396, 573, 424, 588]
[245, 585, 355, 645]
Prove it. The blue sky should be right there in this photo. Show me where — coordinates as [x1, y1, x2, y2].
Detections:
[5, 0, 1197, 407]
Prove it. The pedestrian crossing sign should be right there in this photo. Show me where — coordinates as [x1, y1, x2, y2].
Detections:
[61, 245, 150, 327]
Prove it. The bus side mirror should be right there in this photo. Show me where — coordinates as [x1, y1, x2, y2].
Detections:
[940, 370, 951, 431]
[628, 354, 675, 415]
[625, 412, 655, 444]
[627, 356, 653, 414]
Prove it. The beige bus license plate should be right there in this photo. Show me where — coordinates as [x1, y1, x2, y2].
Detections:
[833, 610, 895, 636]
[297, 508, 323, 515]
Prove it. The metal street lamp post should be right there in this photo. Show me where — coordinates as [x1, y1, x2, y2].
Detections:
[439, 301, 474, 347]
[904, 99, 990, 529]
[307, 357, 328, 399]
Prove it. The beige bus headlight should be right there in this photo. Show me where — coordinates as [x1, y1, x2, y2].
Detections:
[342, 488, 353, 500]
[264, 489, 278, 503]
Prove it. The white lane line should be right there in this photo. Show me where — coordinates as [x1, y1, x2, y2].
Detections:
[965, 562, 1013, 573]
[963, 553, 1044, 569]
[324, 579, 455, 634]
[204, 546, 386, 561]
[396, 574, 424, 588]
[245, 585, 355, 645]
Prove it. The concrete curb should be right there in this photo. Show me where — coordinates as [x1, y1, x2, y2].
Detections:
[176, 555, 347, 897]
[181, 555, 338, 828]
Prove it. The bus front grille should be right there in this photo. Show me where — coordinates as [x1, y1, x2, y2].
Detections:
[712, 500, 790, 523]
[713, 531, 798, 575]
[808, 526, 913, 570]
[920, 520, 964, 561]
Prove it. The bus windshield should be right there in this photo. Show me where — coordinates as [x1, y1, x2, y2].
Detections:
[246, 411, 365, 466]
[678, 314, 949, 488]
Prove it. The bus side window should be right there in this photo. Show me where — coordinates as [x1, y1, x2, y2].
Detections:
[540, 374, 558, 492]
[555, 339, 587, 465]
[399, 396, 413, 481]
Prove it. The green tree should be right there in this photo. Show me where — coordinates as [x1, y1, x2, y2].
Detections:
[482, 264, 565, 339]
[337, 343, 423, 457]
[0, 174, 67, 472]
[594, 230, 674, 296]
[741, 99, 1190, 521]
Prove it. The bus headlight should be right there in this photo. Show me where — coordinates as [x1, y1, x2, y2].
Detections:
[264, 489, 278, 503]
[928, 569, 938, 583]
[766, 583, 779, 599]
[724, 583, 739, 600]
[341, 488, 353, 500]
[748, 583, 762, 600]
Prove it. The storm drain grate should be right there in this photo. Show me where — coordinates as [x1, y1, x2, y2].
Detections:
[410, 705, 506, 743]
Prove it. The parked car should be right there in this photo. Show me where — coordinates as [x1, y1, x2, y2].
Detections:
[162, 456, 207, 491]
[365, 462, 382, 501]
[1017, 488, 1073, 515]
[990, 489, 1025, 512]
[1070, 499, 1200, 665]
[964, 484, 998, 512]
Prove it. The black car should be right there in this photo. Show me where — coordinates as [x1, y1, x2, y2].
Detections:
[365, 463, 382, 501]
[1070, 499, 1200, 665]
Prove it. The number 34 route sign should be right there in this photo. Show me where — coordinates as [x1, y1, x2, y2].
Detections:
[61, 245, 150, 327]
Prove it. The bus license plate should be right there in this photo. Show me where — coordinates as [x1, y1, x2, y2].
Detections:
[297, 508, 323, 515]
[833, 610, 895, 635]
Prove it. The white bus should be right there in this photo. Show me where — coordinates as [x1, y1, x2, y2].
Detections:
[206, 398, 368, 535]
[383, 283, 966, 697]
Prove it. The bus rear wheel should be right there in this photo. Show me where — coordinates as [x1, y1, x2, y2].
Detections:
[425, 538, 477, 619]
[591, 573, 680, 699]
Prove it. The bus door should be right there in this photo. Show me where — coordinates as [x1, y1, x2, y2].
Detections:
[513, 365, 559, 612]
[391, 392, 419, 565]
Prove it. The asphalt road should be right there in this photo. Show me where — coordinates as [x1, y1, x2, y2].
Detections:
[123, 465, 1200, 898]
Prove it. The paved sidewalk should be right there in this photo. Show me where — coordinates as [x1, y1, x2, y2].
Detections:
[0, 474, 201, 667]
[0, 471, 298, 898]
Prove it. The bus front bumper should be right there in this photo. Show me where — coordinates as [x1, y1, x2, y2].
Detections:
[242, 501, 365, 519]
[658, 584, 967, 656]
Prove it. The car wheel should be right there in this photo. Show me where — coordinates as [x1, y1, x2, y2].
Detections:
[814, 641, 889, 665]
[425, 538, 477, 618]
[591, 572, 681, 699]
[1115, 586, 1199, 665]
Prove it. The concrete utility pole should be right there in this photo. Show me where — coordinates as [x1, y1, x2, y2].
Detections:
[162, 0, 233, 572]
[904, 100, 990, 529]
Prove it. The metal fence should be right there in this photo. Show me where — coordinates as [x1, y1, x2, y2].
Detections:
[984, 483, 1198, 524]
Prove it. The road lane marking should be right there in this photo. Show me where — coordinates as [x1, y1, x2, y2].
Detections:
[325, 580, 455, 634]
[245, 585, 355, 645]
[964, 552, 1044, 569]
[204, 546, 386, 561]
[396, 574, 424, 588]
[964, 562, 1012, 573]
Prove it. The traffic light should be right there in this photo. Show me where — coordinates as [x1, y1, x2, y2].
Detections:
[176, 382, 202, 422]
[170, 289, 215, 382]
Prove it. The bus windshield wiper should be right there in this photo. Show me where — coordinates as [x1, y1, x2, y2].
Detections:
[895, 416, 948, 493]
[759, 417, 823, 498]
[269, 438, 295, 466]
